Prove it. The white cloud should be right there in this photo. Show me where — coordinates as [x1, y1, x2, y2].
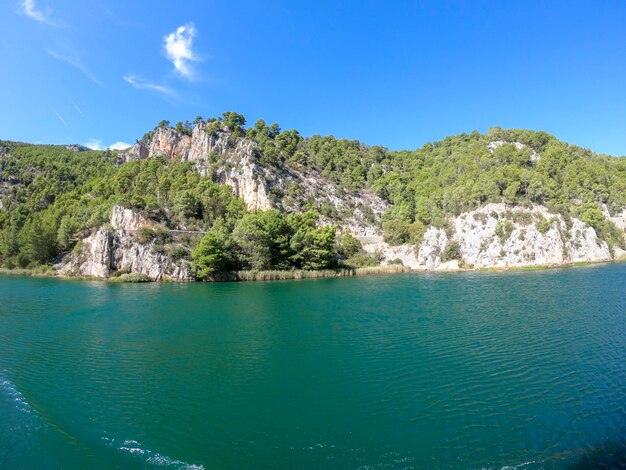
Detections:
[84, 139, 131, 151]
[123, 75, 174, 95]
[109, 141, 131, 150]
[84, 139, 104, 150]
[47, 49, 103, 86]
[22, 0, 59, 25]
[163, 22, 199, 79]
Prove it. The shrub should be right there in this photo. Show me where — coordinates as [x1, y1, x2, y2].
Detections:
[512, 211, 533, 225]
[135, 226, 156, 244]
[191, 232, 228, 280]
[345, 252, 380, 268]
[440, 240, 461, 262]
[383, 220, 426, 245]
[116, 273, 151, 282]
[383, 219, 410, 245]
[339, 232, 363, 258]
[578, 206, 626, 248]
[473, 212, 488, 225]
[168, 245, 190, 261]
[152, 244, 166, 255]
[537, 216, 552, 234]
[408, 220, 426, 245]
[495, 220, 515, 241]
[154, 227, 172, 244]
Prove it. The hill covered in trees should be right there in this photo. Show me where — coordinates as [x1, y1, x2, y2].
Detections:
[0, 113, 624, 280]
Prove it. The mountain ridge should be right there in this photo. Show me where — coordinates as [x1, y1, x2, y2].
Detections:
[1, 113, 625, 280]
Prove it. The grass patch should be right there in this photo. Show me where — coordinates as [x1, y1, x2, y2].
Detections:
[0, 266, 56, 278]
[202, 265, 410, 282]
[109, 273, 152, 283]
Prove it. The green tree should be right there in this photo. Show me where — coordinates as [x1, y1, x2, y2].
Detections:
[191, 232, 228, 279]
[233, 210, 291, 270]
[57, 215, 80, 251]
[288, 211, 336, 269]
[382, 219, 411, 245]
[339, 232, 363, 258]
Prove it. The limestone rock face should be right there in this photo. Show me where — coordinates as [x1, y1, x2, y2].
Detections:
[125, 127, 192, 161]
[69, 227, 113, 278]
[288, 168, 389, 238]
[110, 206, 150, 231]
[108, 234, 189, 281]
[604, 205, 626, 232]
[417, 228, 449, 269]
[218, 154, 273, 211]
[362, 203, 612, 270]
[122, 126, 274, 211]
[121, 124, 388, 228]
[452, 205, 610, 268]
[58, 206, 192, 281]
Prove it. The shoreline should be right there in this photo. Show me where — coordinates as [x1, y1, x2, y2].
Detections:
[0, 258, 624, 283]
[0, 265, 412, 283]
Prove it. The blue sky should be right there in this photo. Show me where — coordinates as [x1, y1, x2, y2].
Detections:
[1, 0, 625, 155]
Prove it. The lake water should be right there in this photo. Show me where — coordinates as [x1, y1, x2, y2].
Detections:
[1, 264, 625, 469]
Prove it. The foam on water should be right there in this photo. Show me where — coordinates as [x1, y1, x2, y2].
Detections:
[0, 375, 34, 415]
[498, 460, 542, 469]
[102, 435, 205, 469]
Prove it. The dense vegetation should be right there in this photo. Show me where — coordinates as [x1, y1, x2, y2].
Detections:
[1, 114, 624, 276]
[191, 210, 338, 279]
[241, 117, 625, 248]
[0, 142, 346, 275]
[205, 113, 625, 246]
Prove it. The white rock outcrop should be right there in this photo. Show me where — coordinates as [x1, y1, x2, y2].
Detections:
[121, 124, 389, 229]
[416, 227, 449, 269]
[452, 205, 609, 268]
[110, 206, 151, 231]
[123, 126, 272, 211]
[363, 203, 613, 270]
[57, 206, 192, 281]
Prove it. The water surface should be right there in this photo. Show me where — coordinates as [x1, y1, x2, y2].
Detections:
[1, 264, 625, 469]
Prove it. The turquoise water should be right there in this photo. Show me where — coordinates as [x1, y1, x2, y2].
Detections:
[0, 264, 625, 469]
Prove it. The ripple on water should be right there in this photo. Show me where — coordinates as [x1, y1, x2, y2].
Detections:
[0, 266, 624, 469]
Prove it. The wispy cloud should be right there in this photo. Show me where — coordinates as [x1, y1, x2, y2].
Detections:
[163, 23, 200, 79]
[52, 107, 68, 126]
[123, 75, 174, 95]
[47, 49, 103, 87]
[71, 99, 82, 114]
[84, 139, 131, 151]
[22, 0, 59, 26]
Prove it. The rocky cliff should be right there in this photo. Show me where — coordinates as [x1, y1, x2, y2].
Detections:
[124, 125, 274, 211]
[60, 202, 617, 281]
[58, 206, 192, 281]
[363, 203, 613, 270]
[122, 124, 389, 232]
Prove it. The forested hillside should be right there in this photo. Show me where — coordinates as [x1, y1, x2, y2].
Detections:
[0, 113, 624, 279]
